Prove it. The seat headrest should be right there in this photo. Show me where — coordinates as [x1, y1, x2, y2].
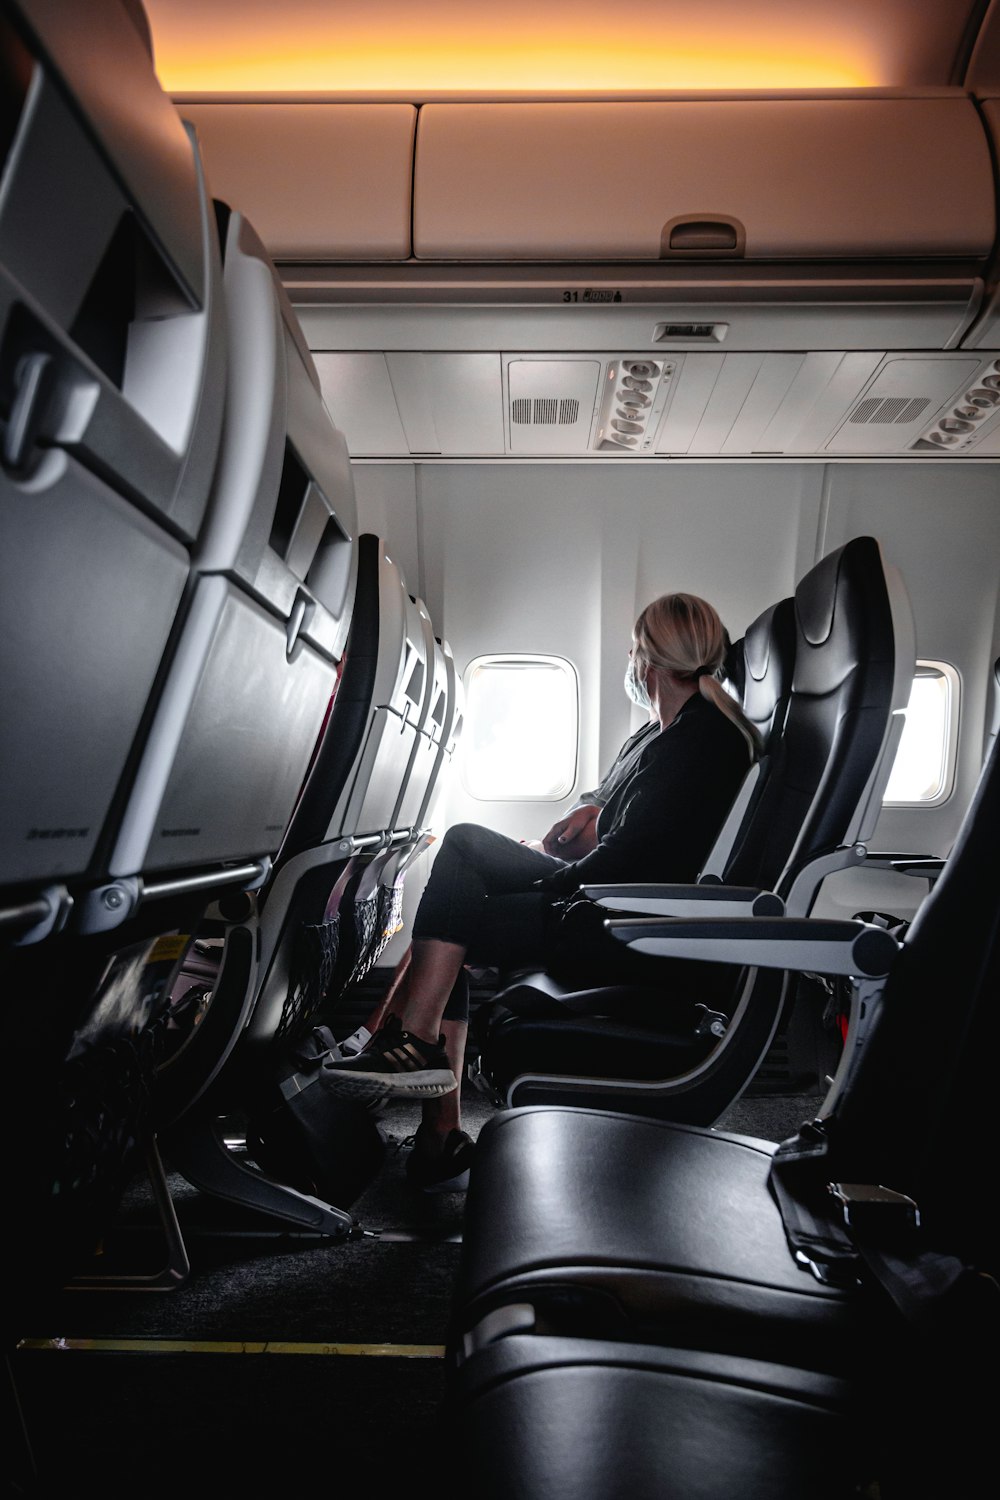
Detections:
[744, 599, 788, 682]
[722, 634, 746, 700]
[742, 596, 796, 735]
[793, 536, 893, 696]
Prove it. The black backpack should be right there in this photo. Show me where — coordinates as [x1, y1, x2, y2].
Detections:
[245, 1026, 386, 1210]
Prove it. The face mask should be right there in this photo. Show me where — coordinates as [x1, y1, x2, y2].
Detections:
[624, 656, 651, 709]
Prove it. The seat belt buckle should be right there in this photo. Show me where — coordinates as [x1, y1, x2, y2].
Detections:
[829, 1181, 921, 1236]
[693, 1004, 728, 1039]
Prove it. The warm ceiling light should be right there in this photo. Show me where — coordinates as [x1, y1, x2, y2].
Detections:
[145, 2, 876, 94]
[156, 46, 872, 94]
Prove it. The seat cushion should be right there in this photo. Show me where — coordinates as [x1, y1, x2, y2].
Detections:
[451, 1334, 869, 1500]
[453, 1107, 866, 1373]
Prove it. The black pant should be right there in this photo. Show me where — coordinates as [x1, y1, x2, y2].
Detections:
[411, 823, 566, 971]
[411, 823, 740, 1026]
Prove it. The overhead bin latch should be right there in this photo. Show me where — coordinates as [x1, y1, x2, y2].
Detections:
[660, 214, 746, 258]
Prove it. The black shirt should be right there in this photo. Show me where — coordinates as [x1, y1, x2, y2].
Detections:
[538, 693, 751, 894]
[576, 719, 661, 807]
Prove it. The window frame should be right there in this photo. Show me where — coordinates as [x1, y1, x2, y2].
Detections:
[882, 659, 960, 808]
[458, 651, 580, 802]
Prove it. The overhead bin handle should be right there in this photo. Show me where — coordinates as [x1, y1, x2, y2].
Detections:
[660, 215, 746, 258]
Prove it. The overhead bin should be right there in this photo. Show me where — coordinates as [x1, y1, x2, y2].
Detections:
[181, 104, 417, 261]
[957, 97, 1000, 350]
[412, 98, 995, 262]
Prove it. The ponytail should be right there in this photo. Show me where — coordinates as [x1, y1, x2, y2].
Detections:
[697, 672, 761, 761]
[633, 593, 760, 761]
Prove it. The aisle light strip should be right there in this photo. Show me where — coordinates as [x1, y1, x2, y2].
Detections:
[18, 1337, 445, 1359]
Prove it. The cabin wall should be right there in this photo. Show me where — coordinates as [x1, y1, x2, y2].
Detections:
[355, 460, 821, 813]
[353, 457, 1000, 950]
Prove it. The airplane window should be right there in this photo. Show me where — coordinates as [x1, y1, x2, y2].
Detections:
[460, 654, 578, 800]
[882, 662, 959, 805]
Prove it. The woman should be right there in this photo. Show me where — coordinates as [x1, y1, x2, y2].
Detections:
[321, 593, 759, 1188]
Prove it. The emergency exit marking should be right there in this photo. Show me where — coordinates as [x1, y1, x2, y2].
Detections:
[562, 289, 623, 302]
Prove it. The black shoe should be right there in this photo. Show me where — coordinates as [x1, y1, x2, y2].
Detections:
[405, 1129, 476, 1193]
[313, 1015, 457, 1100]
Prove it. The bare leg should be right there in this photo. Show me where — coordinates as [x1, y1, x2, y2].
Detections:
[416, 1018, 467, 1147]
[358, 936, 466, 1042]
[363, 946, 412, 1032]
[338, 937, 466, 1098]
[400, 938, 468, 1042]
[337, 947, 412, 1053]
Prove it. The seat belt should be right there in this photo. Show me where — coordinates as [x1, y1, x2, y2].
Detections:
[768, 1124, 1000, 1329]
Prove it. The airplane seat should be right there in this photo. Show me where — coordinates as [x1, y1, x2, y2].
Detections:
[148, 537, 442, 1243]
[48, 201, 358, 1120]
[83, 207, 356, 936]
[361, 631, 466, 994]
[466, 585, 798, 1098]
[426, 636, 465, 826]
[286, 542, 438, 1010]
[446, 719, 1000, 1500]
[393, 601, 448, 834]
[0, 2, 264, 1292]
[336, 629, 466, 1017]
[0, 1, 227, 945]
[740, 596, 796, 742]
[986, 652, 1000, 762]
[722, 628, 747, 699]
[696, 592, 796, 881]
[332, 593, 447, 997]
[470, 536, 913, 1125]
[397, 630, 464, 857]
[164, 530, 395, 1109]
[2, 20, 358, 1277]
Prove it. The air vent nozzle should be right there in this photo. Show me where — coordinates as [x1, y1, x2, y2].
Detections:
[593, 355, 676, 454]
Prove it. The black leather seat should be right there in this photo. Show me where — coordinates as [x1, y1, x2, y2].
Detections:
[471, 536, 913, 1124]
[450, 1336, 866, 1500]
[449, 1338, 869, 1500]
[697, 594, 797, 881]
[445, 728, 1000, 1498]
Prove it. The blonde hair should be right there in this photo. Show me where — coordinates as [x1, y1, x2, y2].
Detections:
[633, 593, 760, 759]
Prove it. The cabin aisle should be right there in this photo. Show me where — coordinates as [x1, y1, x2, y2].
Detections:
[9, 983, 825, 1497]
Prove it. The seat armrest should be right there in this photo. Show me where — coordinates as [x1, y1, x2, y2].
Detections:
[606, 915, 900, 978]
[581, 883, 785, 918]
[865, 852, 946, 881]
